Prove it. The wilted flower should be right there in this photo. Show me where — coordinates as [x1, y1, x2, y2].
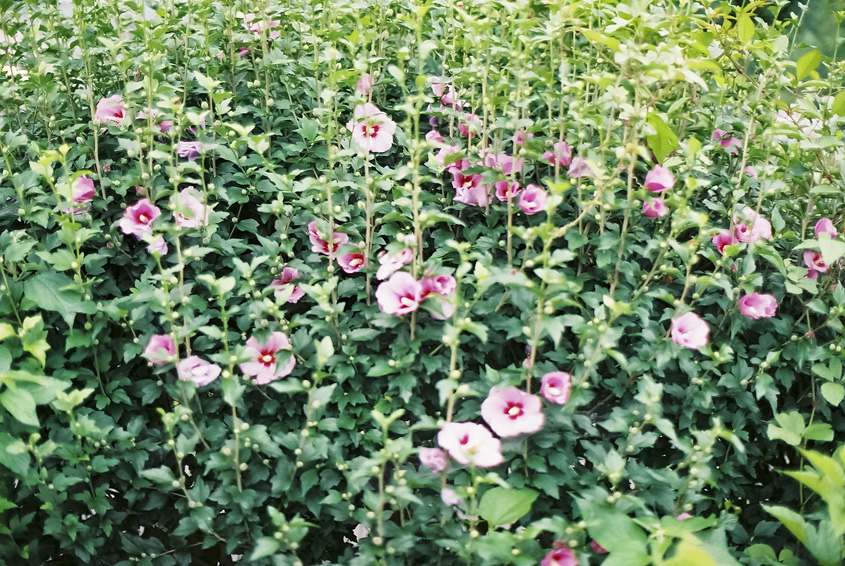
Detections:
[375, 272, 423, 316]
[738, 293, 777, 319]
[671, 312, 709, 350]
[590, 541, 608, 554]
[71, 175, 96, 204]
[645, 165, 674, 192]
[481, 386, 545, 437]
[437, 422, 503, 468]
[119, 199, 161, 239]
[440, 487, 463, 506]
[146, 236, 168, 256]
[540, 372, 572, 405]
[239, 332, 296, 384]
[177, 356, 221, 387]
[143, 334, 176, 365]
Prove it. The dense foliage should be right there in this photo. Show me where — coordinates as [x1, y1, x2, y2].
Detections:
[0, 0, 844, 564]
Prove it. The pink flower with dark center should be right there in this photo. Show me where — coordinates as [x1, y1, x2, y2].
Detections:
[513, 130, 533, 146]
[642, 198, 668, 218]
[541, 548, 577, 566]
[119, 199, 161, 239]
[519, 184, 548, 215]
[645, 165, 675, 192]
[146, 236, 168, 256]
[94, 94, 127, 126]
[712, 229, 738, 254]
[270, 267, 305, 303]
[738, 293, 777, 319]
[172, 188, 209, 228]
[239, 332, 296, 384]
[543, 141, 573, 168]
[356, 73, 372, 95]
[177, 356, 221, 387]
[494, 180, 521, 202]
[815, 217, 838, 239]
[436, 422, 503, 468]
[308, 221, 349, 257]
[733, 207, 772, 242]
[72, 175, 96, 204]
[375, 272, 423, 316]
[452, 172, 491, 206]
[349, 103, 397, 153]
[421, 275, 457, 298]
[376, 249, 414, 280]
[458, 113, 481, 138]
[481, 386, 545, 438]
[568, 157, 594, 178]
[439, 85, 464, 109]
[143, 334, 176, 365]
[419, 447, 447, 471]
[540, 372, 572, 405]
[338, 252, 366, 274]
[483, 152, 524, 176]
[671, 312, 709, 350]
[803, 250, 828, 273]
[590, 541, 608, 554]
[177, 141, 203, 160]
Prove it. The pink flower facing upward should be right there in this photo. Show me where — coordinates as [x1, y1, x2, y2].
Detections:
[239, 332, 296, 385]
[815, 217, 838, 239]
[671, 312, 710, 350]
[270, 267, 305, 303]
[518, 184, 548, 215]
[338, 252, 366, 274]
[712, 229, 738, 254]
[540, 372, 572, 405]
[355, 73, 372, 96]
[642, 198, 668, 218]
[419, 447, 447, 472]
[350, 103, 397, 153]
[376, 248, 414, 280]
[94, 94, 127, 126]
[543, 141, 573, 168]
[376, 272, 423, 316]
[733, 207, 772, 243]
[308, 221, 349, 257]
[541, 547, 577, 566]
[803, 251, 829, 274]
[119, 199, 161, 239]
[177, 141, 203, 160]
[568, 157, 594, 178]
[172, 188, 209, 228]
[436, 422, 503, 468]
[143, 334, 176, 365]
[738, 293, 778, 319]
[481, 386, 545, 438]
[645, 165, 675, 193]
[494, 181, 521, 202]
[177, 356, 221, 387]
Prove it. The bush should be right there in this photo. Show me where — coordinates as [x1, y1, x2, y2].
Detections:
[0, 0, 843, 564]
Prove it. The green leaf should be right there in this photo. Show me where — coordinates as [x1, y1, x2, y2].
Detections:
[767, 412, 805, 446]
[646, 114, 678, 164]
[478, 487, 538, 526]
[316, 336, 334, 368]
[796, 49, 823, 81]
[821, 382, 844, 406]
[23, 272, 96, 324]
[0, 387, 38, 426]
[736, 13, 754, 44]
[0, 323, 15, 342]
[832, 91, 845, 117]
[818, 237, 845, 266]
[250, 537, 281, 560]
[663, 536, 718, 566]
[0, 432, 30, 476]
[140, 466, 177, 484]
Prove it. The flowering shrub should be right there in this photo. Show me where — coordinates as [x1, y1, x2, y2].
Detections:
[0, 1, 844, 565]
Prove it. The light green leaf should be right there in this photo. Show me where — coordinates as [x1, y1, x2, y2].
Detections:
[250, 537, 281, 560]
[832, 91, 845, 117]
[821, 383, 844, 407]
[478, 487, 538, 526]
[763, 505, 809, 547]
[736, 13, 754, 44]
[818, 237, 845, 266]
[796, 49, 823, 81]
[646, 114, 678, 164]
[0, 387, 38, 426]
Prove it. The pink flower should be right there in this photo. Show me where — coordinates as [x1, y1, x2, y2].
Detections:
[421, 275, 457, 297]
[540, 372, 572, 405]
[568, 157, 594, 178]
[177, 356, 221, 387]
[350, 103, 397, 153]
[590, 541, 608, 554]
[677, 513, 693, 521]
[177, 141, 203, 160]
[483, 152, 524, 176]
[458, 113, 481, 138]
[712, 229, 738, 254]
[441, 487, 463, 506]
[239, 332, 296, 384]
[419, 447, 447, 471]
[238, 47, 251, 57]
[513, 130, 533, 146]
[375, 272, 423, 316]
[671, 312, 709, 350]
[738, 293, 778, 319]
[733, 207, 772, 242]
[426, 129, 445, 145]
[815, 217, 838, 239]
[713, 130, 741, 154]
[434, 145, 462, 168]
[243, 14, 281, 39]
[481, 386, 545, 438]
[439, 85, 464, 109]
[543, 141, 572, 168]
[119, 199, 161, 239]
[541, 548, 577, 566]
[803, 251, 828, 273]
[94, 94, 127, 126]
[338, 252, 366, 274]
[308, 221, 349, 257]
[518, 184, 548, 215]
[645, 165, 675, 192]
[436, 422, 503, 468]
[376, 249, 414, 280]
[642, 198, 668, 218]
[172, 188, 209, 228]
[355, 73, 372, 95]
[143, 334, 176, 365]
[452, 172, 491, 206]
[270, 267, 305, 303]
[146, 236, 168, 256]
[158, 120, 173, 134]
[71, 175, 96, 203]
[494, 180, 521, 202]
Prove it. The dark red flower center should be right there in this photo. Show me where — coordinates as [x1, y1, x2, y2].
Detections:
[364, 124, 380, 138]
[259, 349, 276, 367]
[505, 402, 523, 419]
